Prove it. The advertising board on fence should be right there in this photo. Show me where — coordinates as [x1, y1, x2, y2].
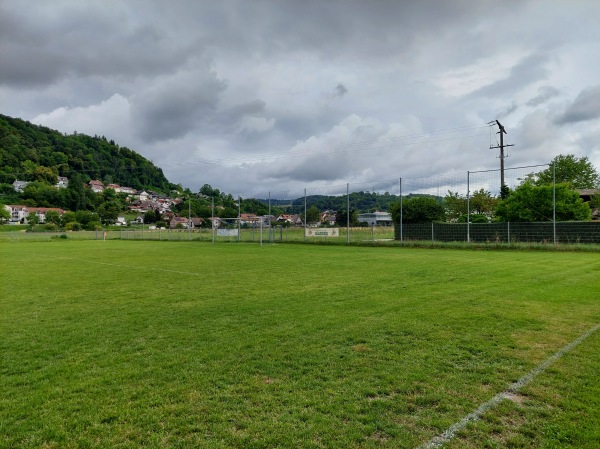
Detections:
[217, 229, 239, 237]
[305, 228, 339, 238]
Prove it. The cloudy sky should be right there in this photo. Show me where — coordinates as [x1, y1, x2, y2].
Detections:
[2, 0, 599, 197]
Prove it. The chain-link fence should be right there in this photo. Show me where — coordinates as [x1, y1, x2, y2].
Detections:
[3, 164, 598, 244]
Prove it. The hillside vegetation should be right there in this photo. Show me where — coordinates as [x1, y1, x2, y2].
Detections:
[0, 114, 172, 192]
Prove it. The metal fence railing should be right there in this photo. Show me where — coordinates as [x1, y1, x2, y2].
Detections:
[2, 221, 599, 244]
[395, 221, 600, 244]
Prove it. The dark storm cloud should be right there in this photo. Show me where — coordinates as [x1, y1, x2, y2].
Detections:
[526, 86, 560, 107]
[0, 2, 193, 87]
[335, 84, 348, 97]
[557, 85, 600, 124]
[471, 51, 550, 99]
[212, 99, 267, 131]
[132, 67, 227, 142]
[496, 102, 519, 119]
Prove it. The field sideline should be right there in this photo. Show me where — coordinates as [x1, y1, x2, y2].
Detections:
[1, 240, 599, 448]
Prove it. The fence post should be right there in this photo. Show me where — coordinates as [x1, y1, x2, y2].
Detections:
[304, 188, 307, 242]
[507, 222, 510, 244]
[347, 183, 350, 244]
[432, 222, 434, 244]
[467, 170, 470, 243]
[399, 178, 403, 243]
[553, 163, 557, 245]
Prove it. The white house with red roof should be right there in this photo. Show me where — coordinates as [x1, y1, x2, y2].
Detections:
[3, 205, 65, 224]
[89, 180, 104, 193]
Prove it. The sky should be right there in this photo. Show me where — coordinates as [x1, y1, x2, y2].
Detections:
[1, 0, 599, 198]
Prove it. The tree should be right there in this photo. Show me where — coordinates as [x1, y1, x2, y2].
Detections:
[144, 209, 159, 224]
[103, 188, 117, 201]
[33, 166, 58, 185]
[98, 201, 121, 225]
[590, 194, 600, 211]
[75, 210, 100, 228]
[495, 182, 591, 222]
[199, 184, 220, 197]
[66, 173, 86, 211]
[533, 155, 600, 189]
[61, 211, 77, 227]
[26, 212, 40, 226]
[391, 196, 445, 224]
[0, 183, 20, 204]
[44, 210, 61, 226]
[470, 189, 499, 217]
[219, 206, 238, 218]
[444, 191, 467, 222]
[457, 213, 489, 223]
[0, 205, 10, 224]
[336, 208, 358, 227]
[305, 205, 321, 224]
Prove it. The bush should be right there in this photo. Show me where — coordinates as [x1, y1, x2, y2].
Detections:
[26, 223, 59, 232]
[65, 222, 81, 231]
[85, 221, 102, 231]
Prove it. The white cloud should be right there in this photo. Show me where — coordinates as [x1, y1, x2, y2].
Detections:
[434, 50, 528, 97]
[31, 94, 133, 142]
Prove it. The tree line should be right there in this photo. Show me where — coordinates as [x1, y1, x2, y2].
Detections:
[391, 155, 599, 224]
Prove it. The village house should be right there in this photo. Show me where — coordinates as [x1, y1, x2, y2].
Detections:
[276, 214, 303, 226]
[3, 205, 65, 224]
[209, 217, 222, 228]
[320, 211, 337, 226]
[119, 186, 137, 195]
[170, 216, 189, 229]
[190, 217, 204, 228]
[240, 213, 262, 227]
[137, 191, 151, 202]
[12, 180, 28, 192]
[89, 180, 104, 193]
[357, 211, 393, 226]
[55, 177, 69, 188]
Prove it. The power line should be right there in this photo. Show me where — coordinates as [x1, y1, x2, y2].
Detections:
[164, 123, 490, 167]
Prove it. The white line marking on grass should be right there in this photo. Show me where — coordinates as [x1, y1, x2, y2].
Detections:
[418, 322, 600, 449]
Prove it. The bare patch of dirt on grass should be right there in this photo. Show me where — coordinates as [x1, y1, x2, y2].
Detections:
[503, 391, 527, 405]
[352, 343, 371, 352]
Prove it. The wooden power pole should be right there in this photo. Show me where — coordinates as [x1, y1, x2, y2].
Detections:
[490, 120, 514, 198]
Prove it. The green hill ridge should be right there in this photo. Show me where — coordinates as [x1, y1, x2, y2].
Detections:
[0, 114, 172, 192]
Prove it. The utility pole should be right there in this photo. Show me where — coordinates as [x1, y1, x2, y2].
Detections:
[489, 120, 514, 198]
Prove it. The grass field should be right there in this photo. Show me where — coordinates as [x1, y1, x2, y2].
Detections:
[1, 240, 599, 448]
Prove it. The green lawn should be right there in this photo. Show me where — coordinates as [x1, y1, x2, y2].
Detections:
[1, 241, 599, 448]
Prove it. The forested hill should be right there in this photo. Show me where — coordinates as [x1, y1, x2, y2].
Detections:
[0, 114, 172, 192]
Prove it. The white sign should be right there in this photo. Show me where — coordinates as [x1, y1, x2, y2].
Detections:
[217, 229, 239, 237]
[305, 228, 340, 238]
